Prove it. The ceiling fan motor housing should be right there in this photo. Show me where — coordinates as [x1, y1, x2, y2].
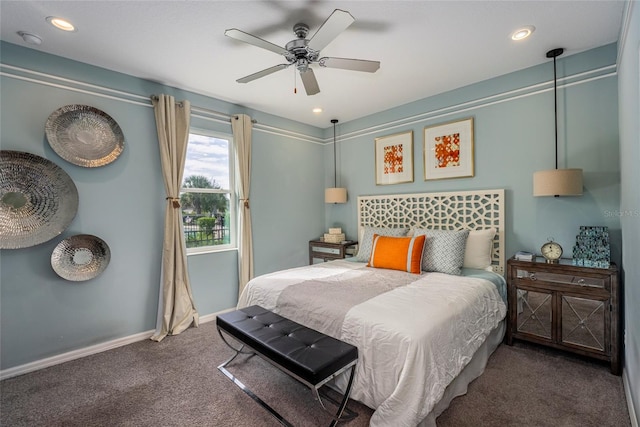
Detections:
[285, 38, 319, 63]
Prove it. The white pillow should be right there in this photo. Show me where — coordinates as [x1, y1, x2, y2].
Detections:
[463, 228, 496, 270]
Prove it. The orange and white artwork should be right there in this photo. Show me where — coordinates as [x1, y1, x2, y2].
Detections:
[424, 118, 474, 180]
[375, 131, 414, 185]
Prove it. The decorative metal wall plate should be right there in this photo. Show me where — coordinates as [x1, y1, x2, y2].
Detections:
[51, 234, 111, 281]
[45, 104, 124, 167]
[0, 151, 79, 249]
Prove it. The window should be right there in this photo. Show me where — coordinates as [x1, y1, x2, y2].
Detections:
[181, 129, 235, 253]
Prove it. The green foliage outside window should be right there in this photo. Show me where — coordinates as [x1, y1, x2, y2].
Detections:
[181, 175, 230, 248]
[180, 175, 228, 215]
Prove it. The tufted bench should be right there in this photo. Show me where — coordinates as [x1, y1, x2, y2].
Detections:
[216, 305, 358, 426]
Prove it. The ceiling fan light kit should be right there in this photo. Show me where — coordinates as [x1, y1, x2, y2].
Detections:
[225, 9, 380, 96]
[533, 47, 583, 197]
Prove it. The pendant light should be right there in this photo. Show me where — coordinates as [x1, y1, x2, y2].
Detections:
[325, 119, 347, 203]
[533, 48, 583, 197]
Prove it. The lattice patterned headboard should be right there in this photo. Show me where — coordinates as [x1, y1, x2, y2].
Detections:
[357, 189, 505, 274]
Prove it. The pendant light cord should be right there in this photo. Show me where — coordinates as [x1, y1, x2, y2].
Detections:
[547, 48, 563, 170]
[332, 119, 338, 187]
[553, 53, 558, 170]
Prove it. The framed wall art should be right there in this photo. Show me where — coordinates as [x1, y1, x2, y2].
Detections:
[423, 117, 474, 180]
[374, 131, 414, 185]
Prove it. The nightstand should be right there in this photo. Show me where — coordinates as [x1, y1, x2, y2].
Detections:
[506, 256, 620, 375]
[308, 239, 357, 264]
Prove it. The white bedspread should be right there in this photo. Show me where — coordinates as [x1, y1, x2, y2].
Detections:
[238, 260, 506, 427]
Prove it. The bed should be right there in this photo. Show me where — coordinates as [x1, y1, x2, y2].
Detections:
[237, 189, 507, 427]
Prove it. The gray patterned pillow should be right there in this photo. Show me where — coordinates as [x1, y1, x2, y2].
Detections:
[413, 229, 470, 275]
[355, 227, 408, 262]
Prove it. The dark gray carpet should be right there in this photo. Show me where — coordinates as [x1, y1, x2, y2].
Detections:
[0, 320, 631, 426]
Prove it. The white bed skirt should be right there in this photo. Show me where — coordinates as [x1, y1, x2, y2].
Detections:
[418, 320, 506, 427]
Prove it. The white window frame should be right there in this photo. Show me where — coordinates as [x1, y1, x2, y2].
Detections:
[182, 128, 236, 254]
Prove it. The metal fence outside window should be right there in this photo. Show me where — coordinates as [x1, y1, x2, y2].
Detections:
[182, 214, 229, 248]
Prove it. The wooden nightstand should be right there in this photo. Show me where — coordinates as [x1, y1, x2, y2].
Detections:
[506, 256, 620, 375]
[308, 239, 357, 264]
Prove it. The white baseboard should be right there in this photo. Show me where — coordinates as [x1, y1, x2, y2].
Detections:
[0, 307, 236, 381]
[624, 368, 639, 427]
[0, 330, 154, 381]
[198, 307, 235, 324]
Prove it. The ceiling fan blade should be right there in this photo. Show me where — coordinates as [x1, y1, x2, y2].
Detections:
[319, 57, 380, 73]
[237, 64, 289, 83]
[225, 29, 289, 56]
[307, 9, 355, 52]
[300, 68, 320, 95]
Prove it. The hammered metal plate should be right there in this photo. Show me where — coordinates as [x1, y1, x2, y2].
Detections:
[0, 150, 79, 249]
[51, 234, 111, 281]
[45, 104, 124, 167]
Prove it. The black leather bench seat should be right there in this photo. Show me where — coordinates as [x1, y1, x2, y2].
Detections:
[216, 305, 358, 386]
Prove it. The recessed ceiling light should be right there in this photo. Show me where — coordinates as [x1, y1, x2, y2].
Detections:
[511, 26, 535, 41]
[312, 108, 323, 113]
[46, 16, 76, 32]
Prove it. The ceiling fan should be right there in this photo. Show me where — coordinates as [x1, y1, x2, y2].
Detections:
[225, 9, 380, 96]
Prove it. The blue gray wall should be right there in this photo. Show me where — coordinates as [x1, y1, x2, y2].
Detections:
[325, 44, 621, 268]
[0, 42, 325, 371]
[617, 1, 639, 420]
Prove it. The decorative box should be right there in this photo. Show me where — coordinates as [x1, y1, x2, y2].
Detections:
[323, 233, 346, 243]
[572, 226, 610, 269]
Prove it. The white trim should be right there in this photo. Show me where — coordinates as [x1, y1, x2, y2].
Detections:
[253, 122, 325, 145]
[0, 70, 151, 107]
[0, 330, 154, 381]
[0, 63, 149, 101]
[0, 307, 237, 381]
[617, 0, 634, 69]
[0, 63, 324, 145]
[338, 66, 617, 143]
[624, 368, 639, 427]
[1, 61, 614, 147]
[199, 307, 236, 324]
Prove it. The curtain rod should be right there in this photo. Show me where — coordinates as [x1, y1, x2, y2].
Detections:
[150, 95, 257, 123]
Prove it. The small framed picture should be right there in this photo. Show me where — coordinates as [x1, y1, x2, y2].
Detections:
[374, 131, 414, 185]
[423, 117, 474, 180]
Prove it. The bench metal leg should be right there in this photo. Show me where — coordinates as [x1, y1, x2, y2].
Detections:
[314, 364, 357, 427]
[218, 364, 294, 427]
[217, 327, 358, 426]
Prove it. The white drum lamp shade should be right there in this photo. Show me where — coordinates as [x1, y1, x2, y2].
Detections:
[325, 187, 347, 203]
[533, 168, 583, 197]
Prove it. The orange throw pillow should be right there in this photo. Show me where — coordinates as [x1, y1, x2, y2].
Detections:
[367, 234, 426, 274]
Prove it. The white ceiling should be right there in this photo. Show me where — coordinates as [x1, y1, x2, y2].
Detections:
[0, 1, 625, 129]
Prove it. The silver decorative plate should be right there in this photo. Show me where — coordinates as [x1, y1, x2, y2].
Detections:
[45, 104, 124, 167]
[0, 150, 79, 249]
[51, 234, 111, 281]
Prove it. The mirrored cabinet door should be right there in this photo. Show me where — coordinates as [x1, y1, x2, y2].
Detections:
[561, 295, 607, 351]
[517, 289, 552, 340]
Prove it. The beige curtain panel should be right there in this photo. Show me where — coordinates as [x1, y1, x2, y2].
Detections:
[151, 94, 199, 342]
[232, 114, 254, 296]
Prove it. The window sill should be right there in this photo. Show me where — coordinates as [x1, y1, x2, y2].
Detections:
[187, 246, 238, 256]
